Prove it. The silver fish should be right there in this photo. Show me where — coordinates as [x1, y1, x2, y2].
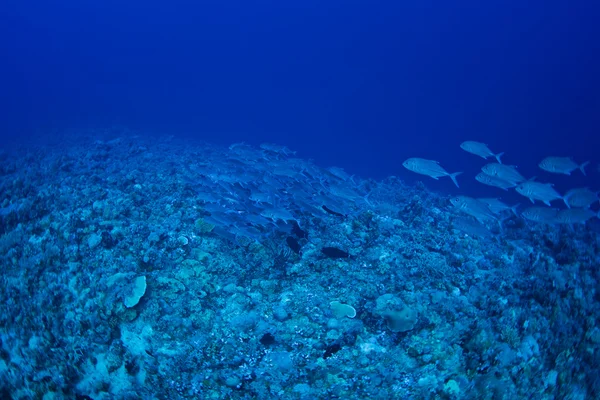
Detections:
[521, 207, 559, 223]
[481, 163, 526, 185]
[260, 208, 298, 225]
[450, 196, 497, 223]
[555, 208, 597, 224]
[563, 188, 599, 209]
[249, 191, 273, 205]
[539, 157, 589, 176]
[327, 167, 352, 182]
[260, 143, 295, 155]
[460, 141, 504, 163]
[515, 181, 563, 206]
[452, 216, 493, 238]
[475, 172, 517, 191]
[477, 198, 519, 216]
[403, 158, 462, 188]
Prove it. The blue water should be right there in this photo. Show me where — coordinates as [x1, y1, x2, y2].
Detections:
[2, 1, 599, 187]
[1, 0, 600, 398]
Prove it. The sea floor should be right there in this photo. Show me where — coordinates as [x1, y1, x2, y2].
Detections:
[0, 131, 598, 399]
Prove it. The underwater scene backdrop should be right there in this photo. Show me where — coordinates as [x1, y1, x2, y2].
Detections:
[1, 0, 599, 399]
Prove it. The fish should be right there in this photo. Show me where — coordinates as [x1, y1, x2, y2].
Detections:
[555, 208, 598, 225]
[402, 158, 462, 188]
[228, 142, 249, 151]
[211, 226, 238, 243]
[194, 190, 221, 203]
[475, 172, 517, 191]
[321, 247, 350, 259]
[521, 207, 559, 223]
[286, 236, 302, 254]
[249, 191, 273, 205]
[450, 196, 497, 223]
[329, 184, 370, 205]
[460, 141, 504, 163]
[477, 198, 519, 216]
[539, 157, 589, 176]
[244, 214, 272, 227]
[481, 163, 526, 185]
[322, 205, 346, 217]
[260, 208, 299, 225]
[563, 188, 599, 209]
[452, 216, 493, 238]
[515, 181, 563, 206]
[291, 221, 308, 239]
[327, 167, 352, 182]
[229, 225, 264, 242]
[204, 213, 241, 227]
[260, 143, 295, 156]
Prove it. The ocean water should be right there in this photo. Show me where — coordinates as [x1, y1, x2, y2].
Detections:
[1, 1, 599, 399]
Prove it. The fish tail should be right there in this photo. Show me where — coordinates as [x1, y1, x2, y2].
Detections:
[510, 204, 520, 216]
[362, 190, 374, 207]
[580, 161, 590, 176]
[494, 152, 504, 164]
[448, 172, 462, 188]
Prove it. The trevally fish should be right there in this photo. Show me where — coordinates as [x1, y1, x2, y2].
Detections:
[249, 191, 273, 205]
[521, 207, 559, 223]
[481, 163, 526, 184]
[327, 167, 353, 182]
[515, 181, 563, 206]
[260, 208, 299, 225]
[452, 216, 493, 238]
[260, 143, 295, 156]
[477, 198, 519, 216]
[403, 158, 462, 188]
[450, 196, 497, 223]
[475, 172, 517, 191]
[460, 141, 504, 163]
[538, 157, 589, 176]
[563, 188, 599, 209]
[555, 208, 598, 225]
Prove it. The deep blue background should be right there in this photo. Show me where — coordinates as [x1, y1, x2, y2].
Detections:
[1, 0, 599, 199]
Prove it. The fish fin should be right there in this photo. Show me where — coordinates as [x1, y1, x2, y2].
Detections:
[529, 198, 535, 204]
[510, 204, 520, 216]
[497, 218, 503, 232]
[363, 190, 373, 207]
[580, 161, 590, 176]
[495, 152, 504, 164]
[543, 201, 552, 207]
[563, 197, 571, 209]
[449, 172, 462, 188]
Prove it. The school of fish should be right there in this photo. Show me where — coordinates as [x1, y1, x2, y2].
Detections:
[403, 141, 598, 226]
